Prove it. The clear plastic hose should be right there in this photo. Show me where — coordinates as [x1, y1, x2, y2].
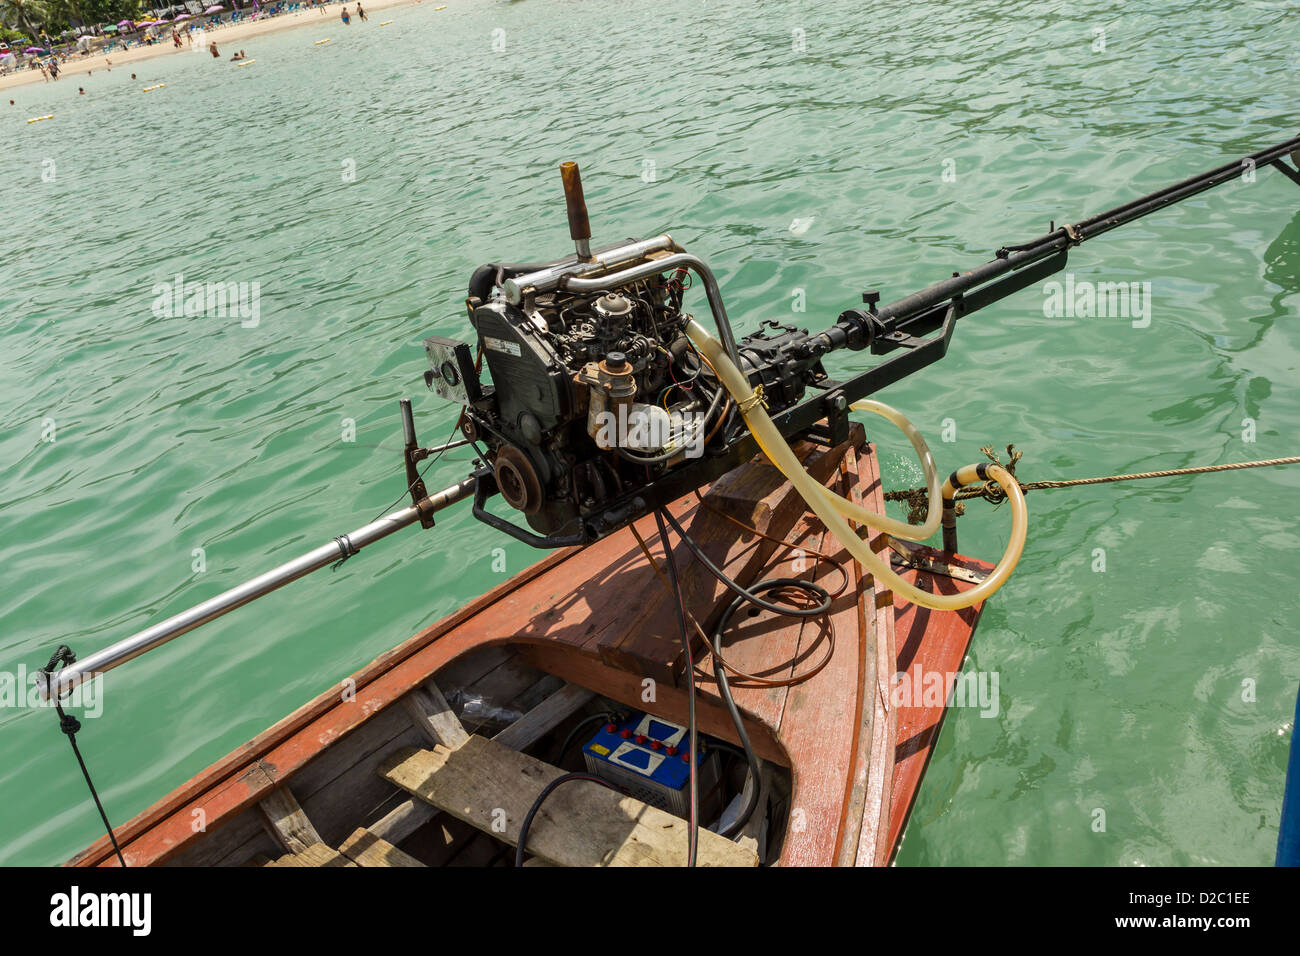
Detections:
[825, 399, 942, 542]
[686, 319, 1027, 611]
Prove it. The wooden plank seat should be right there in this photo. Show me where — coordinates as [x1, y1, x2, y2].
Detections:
[380, 735, 759, 867]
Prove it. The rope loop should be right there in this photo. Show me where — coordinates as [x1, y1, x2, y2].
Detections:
[331, 533, 360, 571]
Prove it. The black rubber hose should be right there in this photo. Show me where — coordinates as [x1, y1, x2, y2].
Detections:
[710, 593, 765, 839]
[513, 773, 624, 867]
[708, 580, 824, 839]
[555, 711, 615, 767]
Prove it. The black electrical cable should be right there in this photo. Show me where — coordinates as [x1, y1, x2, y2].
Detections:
[654, 508, 700, 867]
[513, 773, 625, 867]
[655, 509, 834, 840]
[555, 711, 617, 767]
[707, 586, 802, 839]
[657, 507, 830, 619]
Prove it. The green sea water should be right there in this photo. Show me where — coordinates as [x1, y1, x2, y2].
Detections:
[2, 0, 1298, 866]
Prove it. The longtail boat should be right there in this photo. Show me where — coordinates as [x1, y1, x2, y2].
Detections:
[41, 138, 1300, 867]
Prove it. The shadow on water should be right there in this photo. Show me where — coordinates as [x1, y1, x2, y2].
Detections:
[1264, 209, 1300, 295]
[1211, 208, 1300, 358]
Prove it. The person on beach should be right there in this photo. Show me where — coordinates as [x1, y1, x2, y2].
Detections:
[357, 3, 367, 20]
[342, 6, 351, 24]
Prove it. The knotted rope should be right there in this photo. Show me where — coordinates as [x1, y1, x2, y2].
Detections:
[885, 444, 1300, 524]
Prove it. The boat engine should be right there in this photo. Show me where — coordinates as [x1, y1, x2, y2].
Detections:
[424, 163, 832, 545]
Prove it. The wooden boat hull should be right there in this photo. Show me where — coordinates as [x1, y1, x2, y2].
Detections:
[67, 430, 991, 867]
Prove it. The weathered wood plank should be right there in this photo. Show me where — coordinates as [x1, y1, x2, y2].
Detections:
[267, 842, 354, 868]
[848, 444, 899, 867]
[368, 797, 436, 847]
[368, 673, 585, 848]
[380, 736, 758, 867]
[492, 683, 596, 752]
[338, 827, 426, 867]
[404, 681, 470, 749]
[258, 786, 323, 855]
[371, 682, 594, 846]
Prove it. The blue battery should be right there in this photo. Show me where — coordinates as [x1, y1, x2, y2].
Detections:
[582, 711, 718, 818]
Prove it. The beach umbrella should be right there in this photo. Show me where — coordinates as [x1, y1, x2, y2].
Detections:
[103, 24, 118, 32]
[175, 13, 191, 20]
[24, 46, 46, 53]
[117, 19, 133, 26]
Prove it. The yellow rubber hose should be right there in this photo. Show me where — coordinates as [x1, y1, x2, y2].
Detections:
[686, 319, 1027, 611]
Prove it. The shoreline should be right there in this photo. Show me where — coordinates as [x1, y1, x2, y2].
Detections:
[1, 0, 429, 93]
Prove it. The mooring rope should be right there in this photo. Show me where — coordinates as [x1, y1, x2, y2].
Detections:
[886, 444, 1300, 523]
[41, 645, 128, 867]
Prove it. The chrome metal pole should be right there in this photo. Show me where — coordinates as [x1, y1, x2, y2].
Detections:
[36, 475, 477, 700]
[501, 234, 677, 305]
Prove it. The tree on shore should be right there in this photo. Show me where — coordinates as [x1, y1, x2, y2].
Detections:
[2, 0, 147, 42]
[0, 0, 53, 42]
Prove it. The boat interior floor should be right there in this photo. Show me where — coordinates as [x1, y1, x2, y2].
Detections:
[249, 647, 776, 867]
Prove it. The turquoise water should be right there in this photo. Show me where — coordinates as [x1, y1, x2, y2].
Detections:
[2, 0, 1297, 866]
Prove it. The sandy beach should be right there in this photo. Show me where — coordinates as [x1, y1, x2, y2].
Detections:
[1, 0, 430, 92]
